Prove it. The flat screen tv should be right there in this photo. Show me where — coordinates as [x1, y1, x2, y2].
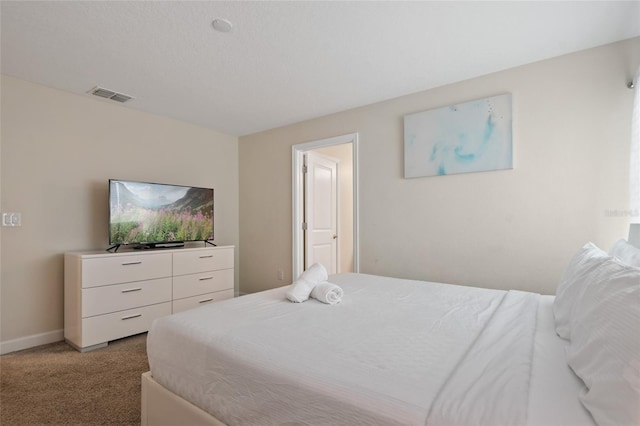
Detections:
[109, 179, 213, 250]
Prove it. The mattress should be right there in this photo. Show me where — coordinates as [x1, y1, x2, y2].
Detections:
[147, 273, 595, 426]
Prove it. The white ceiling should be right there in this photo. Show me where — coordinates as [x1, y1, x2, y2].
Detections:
[1, 1, 639, 136]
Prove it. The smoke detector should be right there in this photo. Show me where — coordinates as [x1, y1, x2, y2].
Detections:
[212, 18, 233, 33]
[88, 86, 134, 103]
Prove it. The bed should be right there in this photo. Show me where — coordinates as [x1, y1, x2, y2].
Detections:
[142, 240, 640, 426]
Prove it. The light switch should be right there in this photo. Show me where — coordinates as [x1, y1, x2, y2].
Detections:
[2, 212, 21, 227]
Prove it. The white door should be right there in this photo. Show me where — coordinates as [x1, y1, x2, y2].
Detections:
[305, 152, 339, 274]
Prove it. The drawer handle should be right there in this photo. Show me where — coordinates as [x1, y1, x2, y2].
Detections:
[199, 255, 213, 259]
[199, 298, 214, 304]
[121, 287, 142, 293]
[199, 276, 213, 281]
[121, 313, 142, 320]
[122, 261, 142, 266]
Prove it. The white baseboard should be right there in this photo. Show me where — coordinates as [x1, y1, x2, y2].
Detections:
[0, 329, 64, 355]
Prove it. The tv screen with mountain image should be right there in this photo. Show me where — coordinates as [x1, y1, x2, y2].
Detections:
[109, 179, 213, 247]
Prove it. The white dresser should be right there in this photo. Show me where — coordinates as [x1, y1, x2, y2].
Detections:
[64, 246, 234, 352]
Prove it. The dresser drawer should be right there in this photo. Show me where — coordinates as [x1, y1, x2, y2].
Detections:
[173, 248, 233, 276]
[172, 289, 234, 314]
[82, 277, 172, 318]
[81, 253, 172, 288]
[173, 268, 233, 300]
[81, 302, 171, 348]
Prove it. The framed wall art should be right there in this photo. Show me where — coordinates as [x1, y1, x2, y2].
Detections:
[404, 93, 513, 178]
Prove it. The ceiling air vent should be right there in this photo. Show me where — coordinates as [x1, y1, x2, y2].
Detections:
[88, 86, 134, 103]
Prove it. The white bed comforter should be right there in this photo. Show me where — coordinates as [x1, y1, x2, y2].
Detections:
[148, 273, 540, 426]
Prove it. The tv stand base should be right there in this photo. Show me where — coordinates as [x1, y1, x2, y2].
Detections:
[134, 242, 185, 250]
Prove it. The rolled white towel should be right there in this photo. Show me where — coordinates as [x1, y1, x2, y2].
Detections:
[300, 262, 328, 284]
[285, 263, 328, 303]
[310, 281, 344, 305]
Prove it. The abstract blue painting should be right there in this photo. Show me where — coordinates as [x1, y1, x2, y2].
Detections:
[404, 94, 512, 178]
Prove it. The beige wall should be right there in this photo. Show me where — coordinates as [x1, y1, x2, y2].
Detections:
[0, 75, 239, 347]
[239, 37, 640, 295]
[314, 144, 354, 273]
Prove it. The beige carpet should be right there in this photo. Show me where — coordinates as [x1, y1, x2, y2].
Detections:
[0, 333, 148, 425]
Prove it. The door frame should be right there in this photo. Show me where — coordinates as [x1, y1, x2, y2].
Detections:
[292, 133, 359, 280]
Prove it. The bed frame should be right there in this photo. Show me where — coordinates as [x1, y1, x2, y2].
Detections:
[141, 372, 226, 426]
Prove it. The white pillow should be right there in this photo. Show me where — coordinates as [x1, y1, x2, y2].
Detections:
[609, 238, 640, 268]
[566, 257, 640, 426]
[553, 243, 609, 340]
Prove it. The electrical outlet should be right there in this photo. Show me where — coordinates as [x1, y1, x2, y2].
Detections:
[277, 270, 284, 281]
[2, 212, 21, 227]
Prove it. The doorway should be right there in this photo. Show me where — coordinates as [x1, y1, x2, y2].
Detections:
[292, 133, 359, 279]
